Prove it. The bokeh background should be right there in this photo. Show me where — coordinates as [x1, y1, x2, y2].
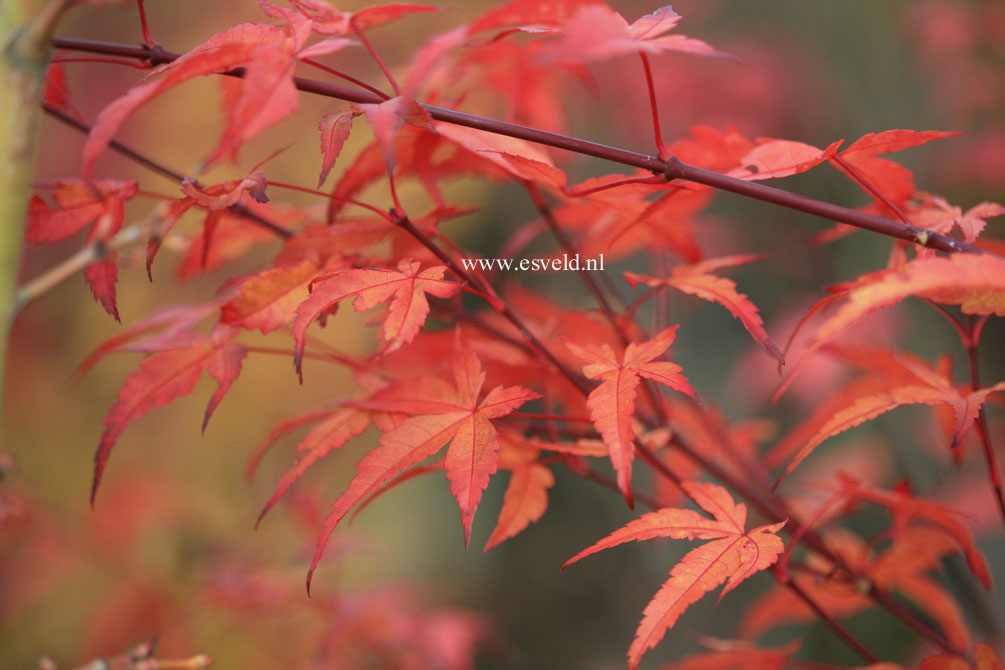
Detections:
[2, 0, 1003, 668]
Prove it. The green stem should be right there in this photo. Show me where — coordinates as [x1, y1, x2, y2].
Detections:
[1, 0, 73, 429]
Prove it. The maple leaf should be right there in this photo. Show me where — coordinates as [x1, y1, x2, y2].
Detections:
[75, 302, 222, 380]
[668, 125, 755, 173]
[776, 350, 1005, 484]
[180, 172, 269, 211]
[221, 260, 321, 333]
[834, 130, 962, 205]
[541, 5, 728, 65]
[911, 194, 1005, 244]
[483, 432, 555, 551]
[317, 111, 358, 188]
[306, 335, 539, 591]
[565, 326, 696, 506]
[354, 27, 466, 174]
[91, 328, 246, 504]
[823, 254, 1005, 324]
[255, 405, 370, 527]
[84, 254, 121, 322]
[42, 60, 80, 120]
[732, 139, 843, 181]
[625, 255, 783, 364]
[666, 638, 802, 670]
[835, 474, 992, 590]
[286, 1, 443, 35]
[27, 179, 138, 243]
[292, 259, 461, 378]
[564, 481, 785, 670]
[28, 179, 140, 320]
[742, 524, 979, 654]
[176, 209, 280, 281]
[82, 18, 354, 175]
[777, 253, 1005, 400]
[468, 0, 600, 35]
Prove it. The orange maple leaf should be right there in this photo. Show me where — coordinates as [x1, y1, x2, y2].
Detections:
[776, 351, 1005, 485]
[221, 260, 321, 334]
[92, 328, 246, 504]
[625, 255, 783, 364]
[564, 481, 786, 670]
[777, 253, 1005, 401]
[305, 334, 539, 591]
[565, 326, 696, 506]
[292, 258, 462, 377]
[483, 432, 556, 551]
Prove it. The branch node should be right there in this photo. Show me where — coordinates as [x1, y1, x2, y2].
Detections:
[661, 155, 685, 182]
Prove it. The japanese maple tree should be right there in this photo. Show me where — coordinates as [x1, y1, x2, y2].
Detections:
[2, 0, 1004, 668]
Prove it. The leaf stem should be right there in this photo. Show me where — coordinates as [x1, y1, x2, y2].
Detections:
[831, 153, 914, 228]
[136, 0, 156, 48]
[300, 57, 391, 100]
[352, 24, 400, 96]
[639, 53, 668, 159]
[264, 179, 390, 220]
[965, 314, 1005, 524]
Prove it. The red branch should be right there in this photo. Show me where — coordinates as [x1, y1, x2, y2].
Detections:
[49, 37, 989, 257]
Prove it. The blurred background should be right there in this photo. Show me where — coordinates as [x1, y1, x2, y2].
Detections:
[2, 0, 1003, 667]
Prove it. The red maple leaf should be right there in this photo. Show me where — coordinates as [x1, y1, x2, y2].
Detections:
[292, 258, 462, 377]
[564, 481, 785, 669]
[564, 326, 696, 506]
[305, 333, 539, 591]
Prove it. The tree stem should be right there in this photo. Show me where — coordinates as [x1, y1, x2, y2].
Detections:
[1, 0, 74, 430]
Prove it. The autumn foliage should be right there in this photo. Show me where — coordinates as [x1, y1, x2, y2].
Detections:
[5, 0, 1005, 667]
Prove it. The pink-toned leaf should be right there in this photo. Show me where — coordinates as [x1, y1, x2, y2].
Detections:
[317, 111, 357, 188]
[93, 333, 245, 504]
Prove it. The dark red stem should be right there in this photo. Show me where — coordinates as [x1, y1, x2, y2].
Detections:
[42, 103, 293, 239]
[965, 314, 1005, 524]
[776, 567, 880, 664]
[48, 37, 991, 257]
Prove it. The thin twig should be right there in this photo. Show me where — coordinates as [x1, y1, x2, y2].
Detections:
[42, 103, 294, 239]
[13, 227, 141, 315]
[776, 567, 880, 664]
